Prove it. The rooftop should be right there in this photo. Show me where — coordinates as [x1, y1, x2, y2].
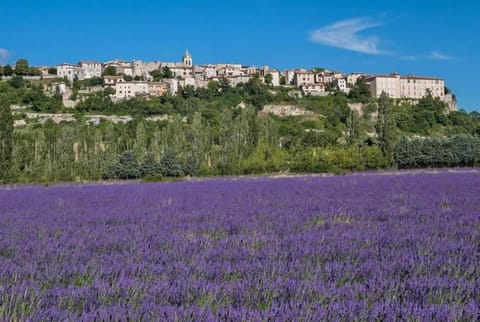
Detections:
[365, 74, 444, 81]
[401, 75, 444, 81]
[79, 61, 101, 65]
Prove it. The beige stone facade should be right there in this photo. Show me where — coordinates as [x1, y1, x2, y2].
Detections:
[347, 73, 366, 85]
[148, 82, 167, 97]
[303, 83, 325, 95]
[57, 64, 85, 81]
[115, 82, 149, 99]
[400, 76, 444, 100]
[294, 70, 315, 87]
[368, 75, 401, 98]
[79, 61, 102, 79]
[366, 74, 445, 100]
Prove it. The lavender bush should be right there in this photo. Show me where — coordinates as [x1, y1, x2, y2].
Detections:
[0, 171, 479, 321]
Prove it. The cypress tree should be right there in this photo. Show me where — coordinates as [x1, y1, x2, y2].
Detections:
[375, 92, 397, 164]
[0, 99, 13, 181]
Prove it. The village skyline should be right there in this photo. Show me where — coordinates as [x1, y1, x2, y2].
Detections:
[1, 0, 478, 110]
[0, 50, 456, 113]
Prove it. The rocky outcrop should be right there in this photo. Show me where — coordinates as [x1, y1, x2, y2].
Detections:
[11, 112, 186, 127]
[262, 105, 314, 117]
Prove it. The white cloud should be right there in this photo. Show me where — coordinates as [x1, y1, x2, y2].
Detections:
[398, 51, 456, 62]
[310, 17, 387, 55]
[0, 48, 9, 64]
[429, 51, 453, 60]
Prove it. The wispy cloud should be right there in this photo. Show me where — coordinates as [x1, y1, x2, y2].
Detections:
[0, 48, 9, 64]
[309, 17, 457, 62]
[398, 51, 455, 62]
[310, 17, 387, 55]
[429, 51, 453, 61]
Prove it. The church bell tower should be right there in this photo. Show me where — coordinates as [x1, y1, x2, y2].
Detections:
[182, 50, 192, 66]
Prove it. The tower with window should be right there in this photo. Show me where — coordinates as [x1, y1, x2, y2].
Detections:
[182, 50, 192, 66]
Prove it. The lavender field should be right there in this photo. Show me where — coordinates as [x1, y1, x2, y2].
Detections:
[0, 171, 479, 321]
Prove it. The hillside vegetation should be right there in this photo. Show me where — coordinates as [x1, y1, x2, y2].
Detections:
[1, 76, 480, 183]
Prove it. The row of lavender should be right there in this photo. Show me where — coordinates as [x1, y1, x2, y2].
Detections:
[0, 172, 479, 320]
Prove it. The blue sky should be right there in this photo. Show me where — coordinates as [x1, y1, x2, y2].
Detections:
[1, 0, 478, 111]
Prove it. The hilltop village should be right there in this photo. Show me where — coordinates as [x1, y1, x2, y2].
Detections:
[1, 50, 479, 184]
[0, 51, 457, 111]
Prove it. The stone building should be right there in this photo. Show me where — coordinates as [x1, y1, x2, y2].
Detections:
[160, 50, 194, 79]
[57, 63, 85, 81]
[293, 70, 315, 87]
[79, 61, 102, 79]
[365, 74, 445, 100]
[115, 81, 149, 99]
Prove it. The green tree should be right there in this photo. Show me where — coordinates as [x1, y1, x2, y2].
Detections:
[15, 59, 29, 76]
[348, 79, 371, 103]
[29, 67, 42, 76]
[104, 150, 140, 179]
[217, 109, 235, 173]
[0, 99, 14, 181]
[161, 66, 174, 79]
[3, 65, 14, 76]
[8, 76, 25, 89]
[325, 81, 338, 92]
[102, 66, 117, 76]
[312, 67, 325, 74]
[241, 77, 271, 109]
[179, 85, 195, 99]
[264, 73, 273, 86]
[394, 136, 416, 168]
[149, 69, 162, 81]
[345, 108, 360, 145]
[48, 67, 57, 75]
[375, 92, 397, 163]
[207, 80, 219, 91]
[139, 153, 161, 177]
[183, 156, 199, 176]
[0, 65, 3, 76]
[133, 121, 147, 158]
[103, 123, 118, 166]
[362, 146, 388, 169]
[189, 112, 209, 173]
[159, 149, 183, 177]
[218, 77, 231, 92]
[104, 86, 115, 96]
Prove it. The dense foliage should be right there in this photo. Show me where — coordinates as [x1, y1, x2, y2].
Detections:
[0, 75, 480, 182]
[0, 172, 479, 320]
[0, 59, 41, 77]
[394, 135, 480, 168]
[0, 99, 13, 180]
[4, 110, 391, 183]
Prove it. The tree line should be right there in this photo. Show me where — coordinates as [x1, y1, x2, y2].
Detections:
[0, 106, 389, 183]
[0, 59, 48, 77]
[394, 135, 480, 168]
[1, 74, 480, 183]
